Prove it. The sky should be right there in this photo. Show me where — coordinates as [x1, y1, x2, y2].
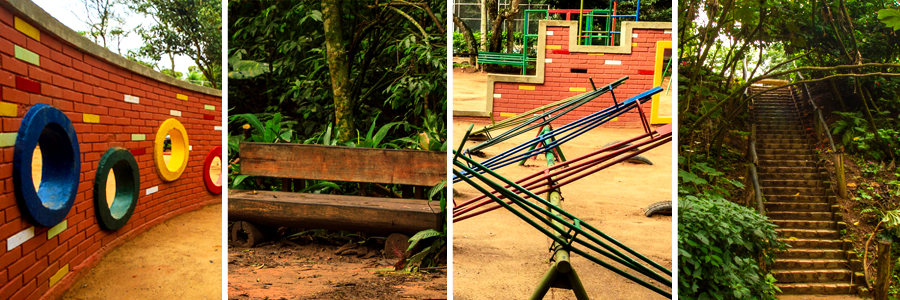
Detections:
[31, 0, 195, 75]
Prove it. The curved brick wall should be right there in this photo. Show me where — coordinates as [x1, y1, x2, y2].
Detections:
[0, 1, 222, 299]
[459, 21, 671, 128]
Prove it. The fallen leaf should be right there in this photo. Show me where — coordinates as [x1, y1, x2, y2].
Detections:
[788, 237, 798, 240]
[792, 193, 800, 197]
[854, 221, 859, 226]
[848, 183, 857, 187]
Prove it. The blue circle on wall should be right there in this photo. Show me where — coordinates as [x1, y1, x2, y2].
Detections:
[13, 104, 81, 227]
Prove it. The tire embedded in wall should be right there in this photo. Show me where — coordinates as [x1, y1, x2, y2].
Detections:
[13, 104, 81, 227]
[94, 147, 140, 230]
[154, 118, 189, 181]
[204, 146, 223, 194]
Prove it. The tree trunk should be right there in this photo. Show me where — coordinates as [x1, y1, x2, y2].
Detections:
[453, 15, 478, 66]
[487, 0, 518, 53]
[323, 0, 354, 143]
[480, 0, 488, 52]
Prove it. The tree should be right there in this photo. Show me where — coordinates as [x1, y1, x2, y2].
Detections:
[75, 0, 131, 54]
[129, 0, 222, 89]
[322, 0, 354, 142]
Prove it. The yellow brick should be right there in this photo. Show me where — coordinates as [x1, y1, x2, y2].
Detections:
[610, 117, 618, 122]
[176, 94, 188, 101]
[518, 86, 535, 91]
[14, 17, 40, 41]
[500, 112, 516, 117]
[0, 102, 16, 117]
[546, 45, 562, 50]
[82, 114, 100, 123]
[49, 264, 69, 287]
[569, 87, 587, 92]
[632, 43, 638, 47]
[587, 53, 605, 56]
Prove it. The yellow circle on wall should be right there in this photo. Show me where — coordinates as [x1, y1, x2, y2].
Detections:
[154, 118, 189, 181]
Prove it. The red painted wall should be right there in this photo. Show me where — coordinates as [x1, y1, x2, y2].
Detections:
[492, 26, 670, 128]
[0, 4, 221, 300]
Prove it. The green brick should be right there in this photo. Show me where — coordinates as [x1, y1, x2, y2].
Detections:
[14, 45, 39, 66]
[48, 220, 66, 239]
[0, 133, 16, 147]
[131, 134, 146, 141]
[204, 105, 215, 110]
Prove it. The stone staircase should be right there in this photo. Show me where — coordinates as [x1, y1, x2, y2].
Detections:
[752, 86, 862, 294]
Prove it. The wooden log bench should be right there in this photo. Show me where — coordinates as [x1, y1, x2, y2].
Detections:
[228, 143, 445, 239]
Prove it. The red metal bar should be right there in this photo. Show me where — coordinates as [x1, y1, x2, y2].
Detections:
[454, 124, 672, 221]
[455, 134, 671, 222]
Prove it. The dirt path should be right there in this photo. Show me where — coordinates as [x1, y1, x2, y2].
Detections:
[61, 204, 223, 300]
[452, 68, 488, 113]
[452, 120, 673, 299]
[228, 241, 447, 299]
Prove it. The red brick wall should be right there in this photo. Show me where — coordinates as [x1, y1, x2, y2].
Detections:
[0, 4, 221, 300]
[492, 26, 670, 128]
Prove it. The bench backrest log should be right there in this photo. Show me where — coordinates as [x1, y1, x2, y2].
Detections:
[239, 143, 445, 186]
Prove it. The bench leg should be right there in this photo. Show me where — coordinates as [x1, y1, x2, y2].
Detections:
[231, 221, 274, 247]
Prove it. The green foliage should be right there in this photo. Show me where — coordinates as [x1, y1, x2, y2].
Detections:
[678, 195, 785, 299]
[878, 9, 900, 31]
[129, 0, 222, 89]
[405, 180, 447, 272]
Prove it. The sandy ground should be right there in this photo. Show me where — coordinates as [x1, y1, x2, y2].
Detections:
[61, 204, 223, 300]
[450, 67, 672, 117]
[451, 120, 673, 299]
[451, 68, 488, 113]
[228, 241, 447, 299]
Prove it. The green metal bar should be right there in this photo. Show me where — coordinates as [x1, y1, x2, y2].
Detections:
[529, 264, 560, 300]
[452, 165, 671, 297]
[454, 124, 474, 163]
[456, 150, 672, 277]
[453, 155, 673, 284]
[567, 268, 590, 300]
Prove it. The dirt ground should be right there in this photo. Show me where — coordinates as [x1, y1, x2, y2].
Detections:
[450, 66, 672, 117]
[228, 239, 447, 299]
[452, 119, 673, 299]
[61, 203, 223, 300]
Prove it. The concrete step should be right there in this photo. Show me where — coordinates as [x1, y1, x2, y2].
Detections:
[766, 202, 831, 212]
[768, 211, 833, 221]
[776, 228, 840, 240]
[762, 186, 825, 196]
[765, 195, 832, 203]
[759, 172, 820, 181]
[757, 149, 813, 157]
[760, 178, 821, 187]
[772, 220, 835, 230]
[779, 239, 844, 250]
[776, 282, 856, 294]
[759, 133, 809, 140]
[758, 160, 817, 168]
[759, 143, 812, 150]
[778, 249, 846, 260]
[772, 269, 853, 283]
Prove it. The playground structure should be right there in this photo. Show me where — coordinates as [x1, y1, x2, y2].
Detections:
[0, 1, 222, 299]
[456, 17, 672, 129]
[453, 118, 673, 298]
[478, 1, 642, 74]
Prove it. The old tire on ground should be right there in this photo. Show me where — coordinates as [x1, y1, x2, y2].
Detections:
[13, 104, 80, 227]
[94, 147, 140, 230]
[644, 201, 672, 217]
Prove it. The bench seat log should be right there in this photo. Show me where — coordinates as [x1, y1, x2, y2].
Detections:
[240, 143, 445, 186]
[229, 190, 441, 234]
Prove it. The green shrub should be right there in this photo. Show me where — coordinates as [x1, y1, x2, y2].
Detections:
[678, 195, 786, 299]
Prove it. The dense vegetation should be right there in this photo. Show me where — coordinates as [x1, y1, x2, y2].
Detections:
[227, 0, 447, 271]
[679, 0, 900, 298]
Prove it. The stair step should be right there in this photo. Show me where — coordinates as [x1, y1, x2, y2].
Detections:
[768, 212, 833, 221]
[776, 229, 840, 239]
[759, 172, 820, 181]
[772, 269, 853, 283]
[772, 220, 835, 230]
[761, 186, 825, 196]
[778, 249, 846, 259]
[766, 202, 831, 213]
[765, 195, 832, 203]
[779, 239, 844, 249]
[760, 178, 822, 187]
[757, 149, 813, 156]
[759, 143, 811, 150]
[776, 282, 856, 294]
[758, 133, 809, 140]
[758, 160, 817, 168]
